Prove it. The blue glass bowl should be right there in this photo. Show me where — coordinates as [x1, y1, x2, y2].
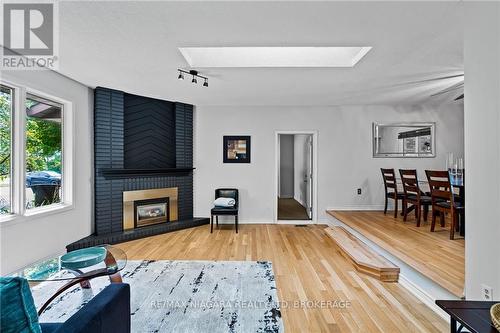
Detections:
[61, 247, 107, 270]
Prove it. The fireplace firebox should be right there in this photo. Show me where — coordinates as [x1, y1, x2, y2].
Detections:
[123, 187, 178, 230]
[134, 198, 170, 227]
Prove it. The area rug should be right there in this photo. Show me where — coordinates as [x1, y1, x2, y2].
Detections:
[32, 260, 283, 333]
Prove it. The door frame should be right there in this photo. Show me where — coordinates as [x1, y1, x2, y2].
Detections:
[274, 130, 318, 224]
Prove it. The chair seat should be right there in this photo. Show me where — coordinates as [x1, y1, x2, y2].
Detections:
[406, 194, 432, 204]
[386, 192, 405, 199]
[436, 201, 464, 210]
[211, 207, 238, 215]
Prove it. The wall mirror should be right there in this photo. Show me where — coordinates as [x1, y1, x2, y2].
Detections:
[373, 122, 435, 158]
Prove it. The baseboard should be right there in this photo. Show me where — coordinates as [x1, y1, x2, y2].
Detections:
[326, 205, 385, 211]
[215, 220, 316, 225]
[293, 195, 306, 207]
[214, 220, 272, 225]
[278, 195, 294, 199]
[276, 219, 314, 225]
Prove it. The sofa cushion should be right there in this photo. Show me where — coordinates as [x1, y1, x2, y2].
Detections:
[0, 277, 42, 333]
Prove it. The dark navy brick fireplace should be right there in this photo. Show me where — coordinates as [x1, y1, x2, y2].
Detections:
[67, 87, 208, 251]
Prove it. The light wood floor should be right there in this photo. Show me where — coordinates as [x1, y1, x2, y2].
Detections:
[328, 210, 465, 298]
[116, 224, 447, 332]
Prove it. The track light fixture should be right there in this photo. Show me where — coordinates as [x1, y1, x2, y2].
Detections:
[177, 69, 208, 87]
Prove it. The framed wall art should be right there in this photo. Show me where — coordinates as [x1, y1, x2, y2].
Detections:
[223, 136, 251, 163]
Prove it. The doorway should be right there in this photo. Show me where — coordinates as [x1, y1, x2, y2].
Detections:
[275, 132, 317, 223]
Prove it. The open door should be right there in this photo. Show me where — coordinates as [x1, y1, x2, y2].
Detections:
[305, 135, 313, 219]
[275, 131, 316, 223]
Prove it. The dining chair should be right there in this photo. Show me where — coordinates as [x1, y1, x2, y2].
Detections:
[381, 168, 405, 218]
[210, 188, 239, 233]
[399, 169, 431, 227]
[425, 170, 464, 240]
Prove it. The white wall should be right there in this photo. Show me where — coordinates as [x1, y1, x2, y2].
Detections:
[0, 70, 93, 275]
[194, 103, 464, 223]
[463, 2, 500, 301]
[279, 135, 294, 198]
[293, 134, 309, 207]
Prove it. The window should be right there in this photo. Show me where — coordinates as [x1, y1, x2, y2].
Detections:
[25, 94, 63, 209]
[0, 85, 13, 215]
[0, 81, 72, 221]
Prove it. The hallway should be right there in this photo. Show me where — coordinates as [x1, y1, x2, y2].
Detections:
[278, 198, 310, 220]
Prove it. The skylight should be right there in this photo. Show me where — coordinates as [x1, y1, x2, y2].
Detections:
[178, 47, 372, 68]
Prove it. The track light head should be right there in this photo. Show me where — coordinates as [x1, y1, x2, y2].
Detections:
[178, 69, 207, 87]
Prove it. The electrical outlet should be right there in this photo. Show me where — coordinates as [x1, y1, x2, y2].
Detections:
[357, 188, 362, 195]
[481, 284, 493, 301]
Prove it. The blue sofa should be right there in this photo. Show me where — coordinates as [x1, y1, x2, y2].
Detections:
[40, 283, 130, 333]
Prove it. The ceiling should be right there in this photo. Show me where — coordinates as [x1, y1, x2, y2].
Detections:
[57, 1, 464, 106]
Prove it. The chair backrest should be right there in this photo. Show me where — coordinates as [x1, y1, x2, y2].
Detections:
[425, 170, 453, 204]
[215, 188, 239, 207]
[399, 169, 421, 198]
[381, 168, 398, 194]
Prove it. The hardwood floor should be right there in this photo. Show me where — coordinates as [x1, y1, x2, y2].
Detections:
[324, 226, 400, 282]
[278, 198, 310, 220]
[327, 210, 465, 298]
[116, 224, 447, 332]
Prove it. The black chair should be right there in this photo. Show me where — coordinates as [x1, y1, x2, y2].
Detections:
[211, 188, 239, 233]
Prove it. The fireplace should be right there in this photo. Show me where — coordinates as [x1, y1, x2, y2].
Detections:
[123, 187, 178, 230]
[135, 198, 169, 227]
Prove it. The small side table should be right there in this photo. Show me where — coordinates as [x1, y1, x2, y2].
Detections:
[18, 245, 127, 315]
[436, 300, 497, 333]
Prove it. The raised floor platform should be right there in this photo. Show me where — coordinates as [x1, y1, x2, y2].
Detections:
[67, 218, 209, 251]
[324, 226, 400, 282]
[327, 210, 464, 298]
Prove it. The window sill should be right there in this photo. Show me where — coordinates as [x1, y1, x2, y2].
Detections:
[0, 203, 74, 227]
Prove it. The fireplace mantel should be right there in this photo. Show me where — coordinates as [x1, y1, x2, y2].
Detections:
[100, 168, 195, 179]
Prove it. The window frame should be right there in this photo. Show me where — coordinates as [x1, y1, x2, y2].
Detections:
[0, 84, 14, 216]
[0, 80, 74, 224]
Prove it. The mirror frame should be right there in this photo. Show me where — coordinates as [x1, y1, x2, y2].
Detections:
[372, 122, 436, 158]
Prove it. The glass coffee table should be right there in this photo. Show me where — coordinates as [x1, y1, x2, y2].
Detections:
[18, 245, 127, 315]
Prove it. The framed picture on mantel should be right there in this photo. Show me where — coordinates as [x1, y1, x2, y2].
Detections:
[223, 136, 251, 163]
